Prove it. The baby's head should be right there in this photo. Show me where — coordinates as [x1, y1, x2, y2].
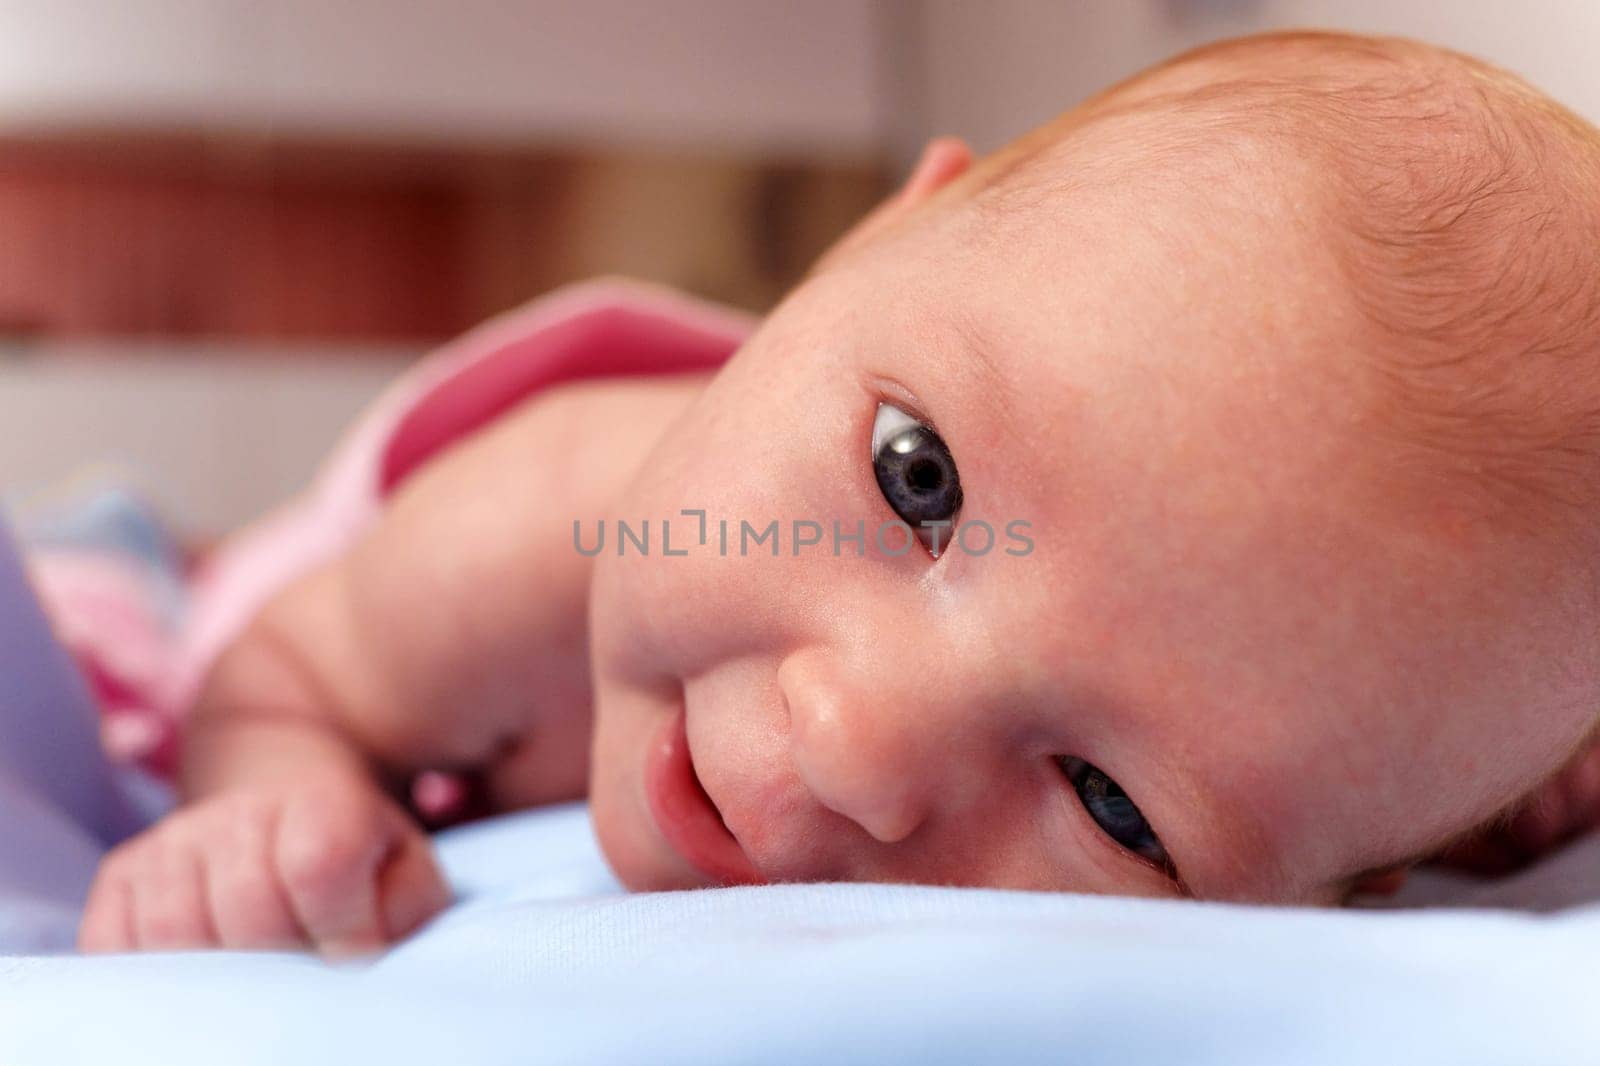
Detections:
[587, 30, 1600, 903]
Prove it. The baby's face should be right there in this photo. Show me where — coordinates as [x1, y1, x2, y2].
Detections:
[587, 123, 1598, 903]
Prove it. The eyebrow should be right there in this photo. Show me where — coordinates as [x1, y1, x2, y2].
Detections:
[940, 302, 1022, 421]
[1360, 768, 1563, 886]
[1340, 720, 1600, 894]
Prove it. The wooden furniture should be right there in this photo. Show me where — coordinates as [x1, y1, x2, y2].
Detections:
[0, 133, 887, 346]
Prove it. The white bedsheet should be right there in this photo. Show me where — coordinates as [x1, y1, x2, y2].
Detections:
[4, 804, 1600, 1066]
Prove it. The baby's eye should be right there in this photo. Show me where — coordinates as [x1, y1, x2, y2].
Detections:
[871, 402, 963, 555]
[1057, 756, 1169, 868]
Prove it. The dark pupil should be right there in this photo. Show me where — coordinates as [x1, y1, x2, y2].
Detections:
[874, 427, 962, 526]
[906, 459, 942, 492]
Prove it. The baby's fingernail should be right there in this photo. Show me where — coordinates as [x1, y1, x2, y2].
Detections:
[320, 933, 385, 961]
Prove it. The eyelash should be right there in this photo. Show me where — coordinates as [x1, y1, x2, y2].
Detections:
[1056, 756, 1176, 880]
[868, 378, 939, 429]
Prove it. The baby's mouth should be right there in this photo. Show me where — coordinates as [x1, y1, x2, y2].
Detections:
[643, 702, 764, 886]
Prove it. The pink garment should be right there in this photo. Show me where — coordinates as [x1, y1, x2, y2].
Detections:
[27, 549, 184, 775]
[24, 279, 750, 785]
[170, 277, 754, 718]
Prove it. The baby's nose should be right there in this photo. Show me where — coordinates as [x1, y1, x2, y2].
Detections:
[779, 649, 945, 845]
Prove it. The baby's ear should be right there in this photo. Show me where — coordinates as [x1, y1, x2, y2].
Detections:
[895, 136, 974, 206]
[811, 137, 973, 273]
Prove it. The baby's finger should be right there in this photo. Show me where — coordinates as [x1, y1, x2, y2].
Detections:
[377, 831, 452, 941]
[131, 843, 216, 950]
[205, 806, 306, 950]
[78, 863, 136, 953]
[274, 799, 388, 956]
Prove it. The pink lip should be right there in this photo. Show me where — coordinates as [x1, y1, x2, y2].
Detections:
[644, 704, 765, 886]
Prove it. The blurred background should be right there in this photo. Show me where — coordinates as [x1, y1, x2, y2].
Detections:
[1, 0, 1597, 534]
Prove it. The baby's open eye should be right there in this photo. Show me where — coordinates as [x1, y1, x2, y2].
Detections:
[870, 402, 963, 555]
[1057, 756, 1170, 869]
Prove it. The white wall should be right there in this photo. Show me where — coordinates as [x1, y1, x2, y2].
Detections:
[908, 0, 1600, 154]
[7, 1, 1595, 160]
[0, 348, 407, 534]
[0, 0, 889, 157]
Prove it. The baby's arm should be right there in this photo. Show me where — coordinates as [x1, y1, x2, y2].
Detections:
[78, 373, 709, 955]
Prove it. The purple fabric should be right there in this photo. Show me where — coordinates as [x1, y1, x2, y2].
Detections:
[0, 516, 147, 949]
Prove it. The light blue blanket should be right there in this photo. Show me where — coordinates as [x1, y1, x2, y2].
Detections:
[4, 518, 1599, 1065]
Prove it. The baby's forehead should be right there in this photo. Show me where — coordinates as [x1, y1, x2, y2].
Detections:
[948, 52, 1596, 516]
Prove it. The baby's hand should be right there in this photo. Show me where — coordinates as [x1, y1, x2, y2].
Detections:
[78, 774, 451, 956]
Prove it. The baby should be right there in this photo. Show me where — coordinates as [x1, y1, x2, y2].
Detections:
[79, 29, 1600, 954]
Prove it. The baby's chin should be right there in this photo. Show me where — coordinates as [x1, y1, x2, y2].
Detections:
[588, 794, 658, 892]
[588, 764, 689, 892]
[587, 701, 715, 893]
